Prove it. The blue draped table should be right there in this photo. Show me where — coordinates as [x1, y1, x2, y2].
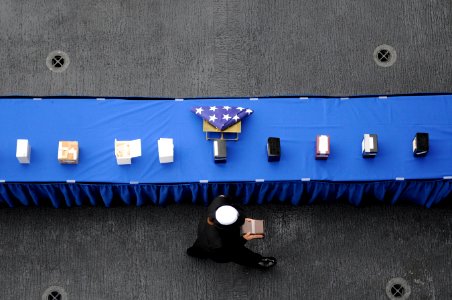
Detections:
[0, 95, 451, 207]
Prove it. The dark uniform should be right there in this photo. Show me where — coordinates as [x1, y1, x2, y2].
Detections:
[187, 196, 263, 267]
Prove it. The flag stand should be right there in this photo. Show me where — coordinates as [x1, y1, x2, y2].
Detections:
[202, 120, 241, 141]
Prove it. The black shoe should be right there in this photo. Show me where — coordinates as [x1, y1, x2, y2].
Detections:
[257, 257, 277, 269]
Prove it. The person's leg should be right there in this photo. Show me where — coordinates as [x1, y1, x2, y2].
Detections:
[186, 239, 209, 259]
[230, 246, 277, 268]
[188, 243, 276, 268]
[229, 246, 263, 267]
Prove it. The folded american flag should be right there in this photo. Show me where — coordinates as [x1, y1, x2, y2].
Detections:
[191, 105, 253, 130]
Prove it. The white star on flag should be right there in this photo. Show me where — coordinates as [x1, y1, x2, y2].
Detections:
[222, 114, 231, 121]
[195, 107, 204, 114]
[233, 115, 240, 122]
[223, 106, 231, 111]
[209, 106, 218, 111]
[246, 109, 253, 115]
[237, 107, 245, 111]
[209, 114, 218, 122]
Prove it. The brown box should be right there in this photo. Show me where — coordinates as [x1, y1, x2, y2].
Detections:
[58, 141, 79, 164]
[241, 219, 264, 236]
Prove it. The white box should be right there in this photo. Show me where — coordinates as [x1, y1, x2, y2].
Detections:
[115, 140, 132, 165]
[316, 135, 330, 159]
[213, 139, 227, 163]
[319, 136, 328, 153]
[362, 134, 378, 157]
[158, 138, 174, 163]
[115, 139, 142, 165]
[58, 141, 79, 164]
[16, 139, 31, 164]
[318, 136, 329, 154]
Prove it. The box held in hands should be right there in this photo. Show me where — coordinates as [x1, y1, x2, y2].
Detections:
[241, 219, 265, 236]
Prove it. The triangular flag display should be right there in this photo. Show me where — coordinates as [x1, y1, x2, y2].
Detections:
[191, 106, 253, 131]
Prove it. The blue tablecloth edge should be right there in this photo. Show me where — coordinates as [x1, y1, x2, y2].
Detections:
[1, 92, 451, 101]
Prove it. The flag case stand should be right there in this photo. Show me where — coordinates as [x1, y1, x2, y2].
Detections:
[203, 120, 241, 141]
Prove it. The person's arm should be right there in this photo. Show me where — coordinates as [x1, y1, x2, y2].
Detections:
[225, 232, 262, 249]
[242, 232, 264, 241]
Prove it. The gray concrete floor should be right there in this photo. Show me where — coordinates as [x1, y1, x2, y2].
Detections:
[0, 0, 451, 299]
[0, 0, 451, 98]
[1, 204, 452, 300]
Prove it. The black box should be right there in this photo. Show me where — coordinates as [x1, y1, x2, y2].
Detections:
[213, 140, 227, 163]
[362, 134, 378, 158]
[267, 137, 280, 162]
[413, 132, 429, 157]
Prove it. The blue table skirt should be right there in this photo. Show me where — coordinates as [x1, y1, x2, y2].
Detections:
[1, 180, 451, 208]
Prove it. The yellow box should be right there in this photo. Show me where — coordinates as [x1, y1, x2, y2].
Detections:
[202, 120, 241, 140]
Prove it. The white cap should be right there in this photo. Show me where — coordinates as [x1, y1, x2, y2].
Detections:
[215, 205, 239, 225]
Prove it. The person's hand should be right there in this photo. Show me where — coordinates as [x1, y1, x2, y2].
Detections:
[242, 232, 264, 241]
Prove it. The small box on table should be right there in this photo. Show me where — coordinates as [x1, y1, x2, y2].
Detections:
[241, 219, 265, 236]
[213, 140, 227, 163]
[58, 141, 79, 164]
[158, 138, 174, 163]
[267, 137, 280, 162]
[16, 139, 31, 164]
[413, 133, 429, 157]
[115, 139, 142, 165]
[316, 135, 330, 160]
[362, 134, 378, 158]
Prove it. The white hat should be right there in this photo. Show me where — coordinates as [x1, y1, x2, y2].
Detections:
[215, 205, 239, 226]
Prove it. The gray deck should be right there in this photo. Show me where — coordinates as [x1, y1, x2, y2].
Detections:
[1, 204, 451, 299]
[0, 0, 451, 299]
[1, 0, 451, 98]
